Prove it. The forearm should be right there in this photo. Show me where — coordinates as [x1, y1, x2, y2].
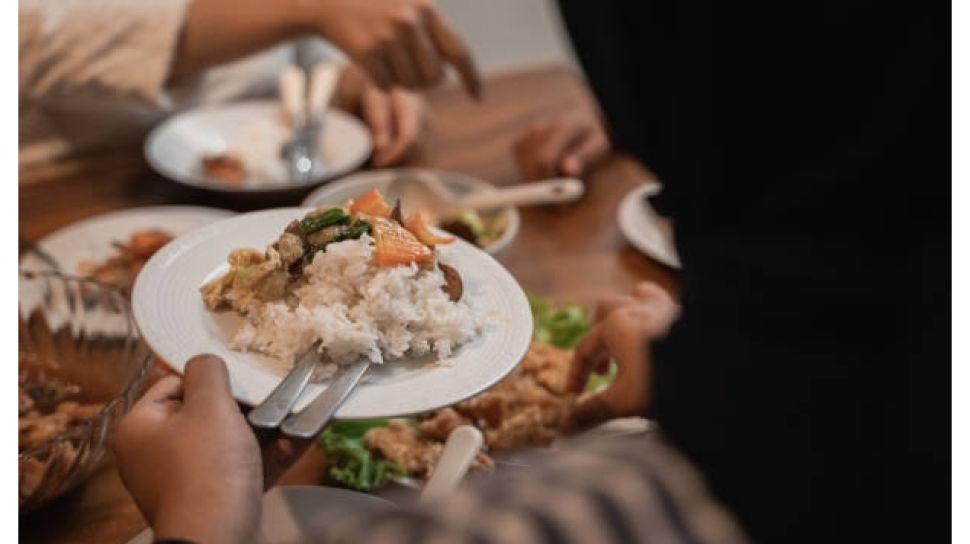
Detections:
[169, 0, 315, 83]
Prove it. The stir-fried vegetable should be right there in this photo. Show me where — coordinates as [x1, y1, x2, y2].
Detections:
[404, 213, 455, 246]
[301, 208, 350, 235]
[350, 188, 392, 218]
[317, 419, 408, 491]
[331, 221, 373, 244]
[371, 216, 434, 267]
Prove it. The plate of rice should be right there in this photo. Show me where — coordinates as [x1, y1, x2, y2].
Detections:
[132, 192, 532, 419]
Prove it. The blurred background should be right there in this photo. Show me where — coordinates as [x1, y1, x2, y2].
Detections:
[434, 0, 577, 73]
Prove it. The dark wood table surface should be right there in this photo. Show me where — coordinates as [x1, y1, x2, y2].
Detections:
[19, 65, 675, 543]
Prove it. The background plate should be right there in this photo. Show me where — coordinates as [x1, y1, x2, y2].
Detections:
[144, 100, 372, 193]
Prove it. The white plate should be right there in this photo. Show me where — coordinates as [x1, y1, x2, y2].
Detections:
[19, 206, 235, 274]
[127, 486, 393, 544]
[145, 100, 372, 193]
[618, 184, 682, 269]
[132, 208, 533, 419]
[302, 168, 520, 256]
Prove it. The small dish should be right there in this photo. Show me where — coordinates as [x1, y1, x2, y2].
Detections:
[302, 169, 520, 256]
[617, 183, 681, 269]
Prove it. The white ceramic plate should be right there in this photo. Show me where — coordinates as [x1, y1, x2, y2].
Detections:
[618, 184, 682, 269]
[302, 168, 520, 256]
[127, 486, 393, 544]
[144, 100, 372, 193]
[19, 206, 235, 274]
[132, 208, 533, 419]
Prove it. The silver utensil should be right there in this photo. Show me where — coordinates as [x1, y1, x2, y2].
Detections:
[280, 358, 370, 439]
[247, 344, 320, 429]
[279, 63, 340, 184]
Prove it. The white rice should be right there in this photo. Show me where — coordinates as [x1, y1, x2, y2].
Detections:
[230, 235, 484, 372]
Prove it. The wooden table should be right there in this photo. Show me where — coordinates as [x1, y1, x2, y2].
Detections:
[19, 65, 675, 543]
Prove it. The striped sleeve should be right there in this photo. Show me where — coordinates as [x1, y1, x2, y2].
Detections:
[307, 434, 750, 544]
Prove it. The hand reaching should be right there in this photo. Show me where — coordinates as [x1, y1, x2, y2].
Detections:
[513, 111, 610, 180]
[567, 282, 679, 429]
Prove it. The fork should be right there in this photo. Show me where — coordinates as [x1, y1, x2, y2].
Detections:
[247, 344, 321, 429]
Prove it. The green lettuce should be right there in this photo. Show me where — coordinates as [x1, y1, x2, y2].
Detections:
[317, 419, 407, 491]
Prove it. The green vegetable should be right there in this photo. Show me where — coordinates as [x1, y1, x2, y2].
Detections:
[529, 295, 592, 350]
[301, 208, 350, 234]
[317, 419, 407, 491]
[330, 221, 372, 244]
[458, 210, 487, 238]
[585, 360, 618, 392]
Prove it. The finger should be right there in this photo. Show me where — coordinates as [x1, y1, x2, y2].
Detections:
[568, 392, 617, 431]
[423, 9, 482, 99]
[634, 281, 668, 301]
[182, 354, 234, 411]
[362, 87, 393, 157]
[594, 294, 638, 322]
[560, 125, 610, 177]
[405, 23, 443, 85]
[513, 124, 556, 180]
[129, 375, 183, 419]
[362, 52, 394, 91]
[140, 374, 183, 404]
[376, 91, 424, 166]
[533, 123, 588, 180]
[567, 323, 607, 393]
[386, 39, 421, 88]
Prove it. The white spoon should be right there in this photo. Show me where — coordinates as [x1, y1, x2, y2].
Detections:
[419, 425, 484, 503]
[386, 175, 584, 220]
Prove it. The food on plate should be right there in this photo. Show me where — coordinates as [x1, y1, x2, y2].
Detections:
[19, 368, 105, 498]
[317, 420, 408, 491]
[438, 209, 504, 249]
[201, 152, 247, 185]
[316, 296, 616, 491]
[200, 189, 484, 374]
[77, 229, 174, 294]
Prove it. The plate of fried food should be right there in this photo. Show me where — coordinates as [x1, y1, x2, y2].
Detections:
[132, 189, 533, 419]
[19, 206, 236, 294]
[299, 296, 648, 492]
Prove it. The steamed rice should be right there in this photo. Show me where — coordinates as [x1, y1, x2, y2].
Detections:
[230, 235, 484, 372]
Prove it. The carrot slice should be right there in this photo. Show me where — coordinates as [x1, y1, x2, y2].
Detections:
[404, 213, 455, 246]
[370, 217, 434, 267]
[350, 188, 392, 218]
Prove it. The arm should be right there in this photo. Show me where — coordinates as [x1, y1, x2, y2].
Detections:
[20, 0, 480, 105]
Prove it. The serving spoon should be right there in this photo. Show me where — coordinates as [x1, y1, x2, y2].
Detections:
[385, 175, 584, 221]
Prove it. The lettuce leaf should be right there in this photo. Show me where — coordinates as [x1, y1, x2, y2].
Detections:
[317, 419, 407, 491]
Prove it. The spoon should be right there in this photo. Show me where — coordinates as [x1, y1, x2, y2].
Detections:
[386, 175, 584, 220]
[419, 425, 484, 503]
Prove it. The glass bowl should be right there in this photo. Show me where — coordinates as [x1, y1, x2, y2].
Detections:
[19, 270, 150, 511]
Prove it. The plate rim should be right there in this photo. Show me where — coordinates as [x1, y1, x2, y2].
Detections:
[618, 184, 682, 269]
[143, 99, 373, 194]
[19, 205, 237, 271]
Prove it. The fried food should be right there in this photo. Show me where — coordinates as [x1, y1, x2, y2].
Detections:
[77, 229, 174, 295]
[364, 340, 578, 476]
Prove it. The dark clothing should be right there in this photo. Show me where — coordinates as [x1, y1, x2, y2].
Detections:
[557, 1, 949, 542]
